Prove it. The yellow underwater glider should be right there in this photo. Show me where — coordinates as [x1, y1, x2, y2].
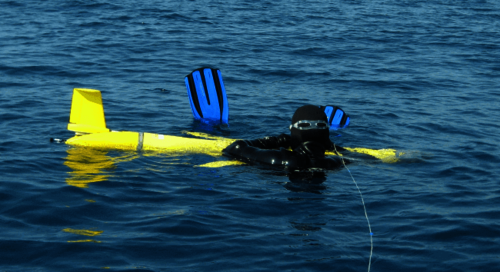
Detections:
[64, 88, 403, 167]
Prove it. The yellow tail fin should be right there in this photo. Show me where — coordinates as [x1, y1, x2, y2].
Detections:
[67, 88, 110, 134]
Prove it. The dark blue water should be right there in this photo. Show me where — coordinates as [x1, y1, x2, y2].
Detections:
[1, 0, 500, 271]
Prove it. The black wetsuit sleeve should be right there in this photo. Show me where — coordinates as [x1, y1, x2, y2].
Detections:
[243, 134, 292, 149]
[223, 137, 345, 169]
[223, 139, 303, 168]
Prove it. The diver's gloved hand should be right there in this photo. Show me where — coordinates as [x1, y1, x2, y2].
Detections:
[223, 140, 249, 154]
[293, 141, 326, 158]
[324, 141, 346, 152]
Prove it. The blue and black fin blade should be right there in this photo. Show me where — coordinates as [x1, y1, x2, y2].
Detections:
[320, 105, 350, 130]
[185, 67, 229, 125]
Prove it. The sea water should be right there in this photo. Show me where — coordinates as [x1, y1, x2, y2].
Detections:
[1, 0, 499, 271]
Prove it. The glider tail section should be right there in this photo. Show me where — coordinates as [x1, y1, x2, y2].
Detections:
[67, 88, 110, 135]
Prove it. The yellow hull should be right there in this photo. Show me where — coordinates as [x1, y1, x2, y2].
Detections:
[66, 131, 236, 157]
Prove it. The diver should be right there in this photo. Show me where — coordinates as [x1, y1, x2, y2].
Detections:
[223, 105, 349, 170]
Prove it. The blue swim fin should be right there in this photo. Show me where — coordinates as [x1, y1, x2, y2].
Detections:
[321, 105, 350, 130]
[185, 67, 229, 125]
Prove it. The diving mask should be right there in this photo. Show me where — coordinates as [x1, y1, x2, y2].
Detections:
[289, 120, 330, 130]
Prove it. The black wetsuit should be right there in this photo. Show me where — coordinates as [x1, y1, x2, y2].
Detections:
[222, 134, 347, 170]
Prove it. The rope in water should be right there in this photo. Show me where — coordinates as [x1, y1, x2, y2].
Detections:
[334, 146, 373, 272]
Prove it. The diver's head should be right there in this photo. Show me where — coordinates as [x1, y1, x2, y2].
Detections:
[289, 105, 330, 148]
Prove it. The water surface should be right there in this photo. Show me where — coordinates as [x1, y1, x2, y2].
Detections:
[1, 0, 499, 271]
